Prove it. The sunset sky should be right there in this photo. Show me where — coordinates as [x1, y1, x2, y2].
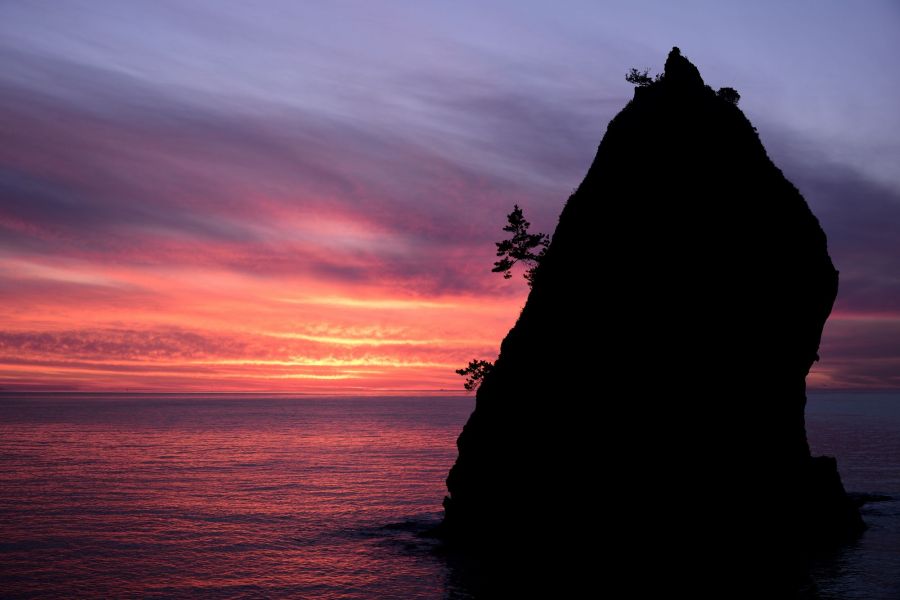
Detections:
[1, 1, 898, 391]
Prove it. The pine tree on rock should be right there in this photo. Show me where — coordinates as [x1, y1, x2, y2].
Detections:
[491, 205, 549, 287]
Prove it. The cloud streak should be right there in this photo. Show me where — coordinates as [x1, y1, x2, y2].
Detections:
[0, 2, 897, 391]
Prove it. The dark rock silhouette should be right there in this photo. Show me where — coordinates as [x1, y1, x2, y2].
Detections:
[441, 48, 863, 594]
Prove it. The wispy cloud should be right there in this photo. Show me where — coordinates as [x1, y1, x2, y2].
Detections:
[0, 2, 897, 390]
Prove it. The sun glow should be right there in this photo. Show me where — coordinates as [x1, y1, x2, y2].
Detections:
[0, 251, 526, 391]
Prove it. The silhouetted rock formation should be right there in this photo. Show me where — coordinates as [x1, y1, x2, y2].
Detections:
[442, 48, 863, 594]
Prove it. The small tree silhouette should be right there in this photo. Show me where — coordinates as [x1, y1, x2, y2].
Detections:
[626, 68, 654, 87]
[455, 359, 494, 392]
[717, 87, 741, 105]
[492, 205, 550, 287]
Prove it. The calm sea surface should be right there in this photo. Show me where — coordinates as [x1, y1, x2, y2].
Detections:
[0, 392, 897, 599]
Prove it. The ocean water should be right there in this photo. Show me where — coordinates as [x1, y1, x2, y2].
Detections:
[805, 392, 900, 599]
[0, 394, 475, 599]
[0, 392, 897, 599]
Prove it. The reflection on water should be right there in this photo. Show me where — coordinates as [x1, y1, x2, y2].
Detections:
[0, 394, 475, 599]
[0, 392, 897, 598]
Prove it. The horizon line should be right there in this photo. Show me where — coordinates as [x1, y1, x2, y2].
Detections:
[0, 388, 898, 395]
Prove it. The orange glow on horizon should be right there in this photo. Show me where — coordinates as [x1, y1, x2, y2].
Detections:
[0, 251, 528, 392]
[2, 249, 892, 392]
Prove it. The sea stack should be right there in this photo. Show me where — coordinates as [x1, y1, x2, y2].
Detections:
[442, 48, 863, 590]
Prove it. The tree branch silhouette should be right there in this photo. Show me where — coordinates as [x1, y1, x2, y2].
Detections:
[492, 204, 549, 287]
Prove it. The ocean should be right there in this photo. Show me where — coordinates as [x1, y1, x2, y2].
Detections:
[0, 392, 897, 599]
